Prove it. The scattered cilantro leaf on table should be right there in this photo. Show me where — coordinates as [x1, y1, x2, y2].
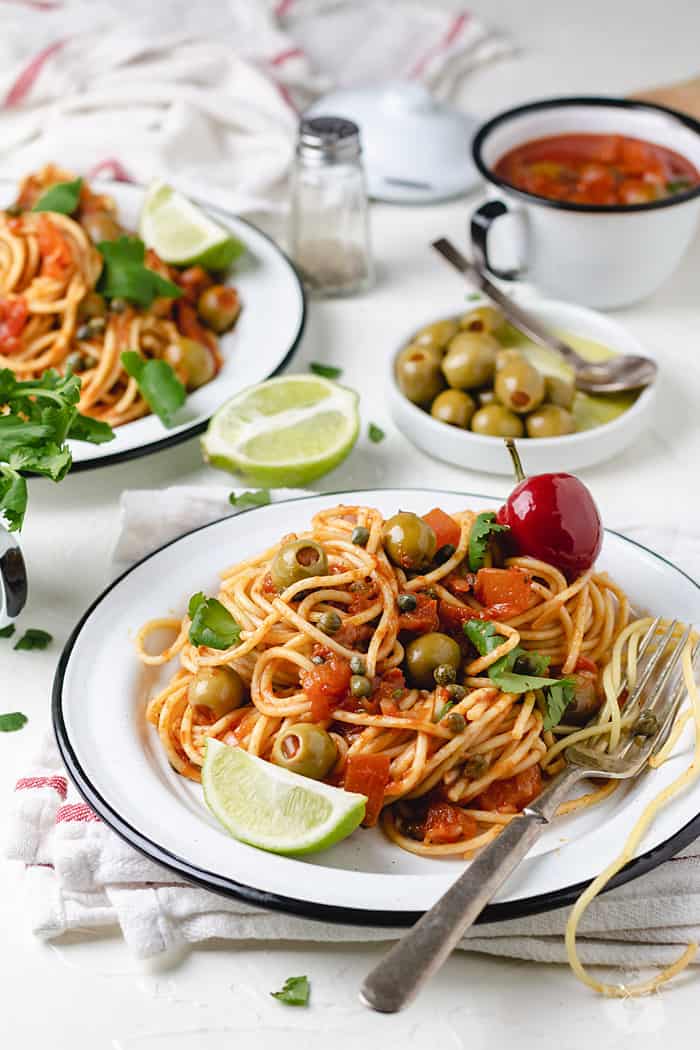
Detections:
[309, 362, 342, 379]
[0, 712, 28, 732]
[271, 975, 310, 1006]
[368, 422, 385, 443]
[32, 177, 83, 215]
[188, 592, 241, 650]
[229, 490, 271, 509]
[468, 511, 509, 571]
[14, 628, 52, 651]
[97, 236, 181, 308]
[0, 624, 15, 639]
[121, 352, 185, 427]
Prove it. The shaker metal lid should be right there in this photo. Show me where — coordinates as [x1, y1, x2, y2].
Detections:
[297, 116, 361, 159]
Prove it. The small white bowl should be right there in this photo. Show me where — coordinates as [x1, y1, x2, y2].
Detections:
[386, 297, 656, 476]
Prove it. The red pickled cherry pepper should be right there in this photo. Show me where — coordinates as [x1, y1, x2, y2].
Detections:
[496, 439, 603, 580]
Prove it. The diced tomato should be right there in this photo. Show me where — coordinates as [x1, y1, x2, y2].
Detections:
[474, 567, 533, 619]
[175, 299, 218, 356]
[347, 581, 378, 615]
[0, 297, 28, 355]
[300, 653, 351, 721]
[477, 766, 542, 814]
[374, 668, 406, 715]
[334, 621, 374, 650]
[575, 655, 598, 674]
[438, 598, 473, 635]
[262, 572, 277, 596]
[398, 592, 439, 633]
[36, 215, 73, 280]
[422, 508, 460, 551]
[344, 753, 391, 827]
[423, 802, 478, 845]
[444, 571, 475, 598]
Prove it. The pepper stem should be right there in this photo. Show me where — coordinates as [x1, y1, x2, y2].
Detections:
[504, 438, 526, 483]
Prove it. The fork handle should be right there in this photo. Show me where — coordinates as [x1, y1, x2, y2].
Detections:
[360, 766, 583, 1013]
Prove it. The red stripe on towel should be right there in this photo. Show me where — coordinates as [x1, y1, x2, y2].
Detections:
[410, 11, 470, 79]
[87, 157, 134, 182]
[3, 39, 66, 107]
[275, 0, 296, 17]
[56, 803, 100, 824]
[268, 47, 304, 67]
[16, 775, 68, 799]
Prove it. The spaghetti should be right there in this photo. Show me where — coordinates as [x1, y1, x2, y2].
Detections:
[0, 165, 240, 426]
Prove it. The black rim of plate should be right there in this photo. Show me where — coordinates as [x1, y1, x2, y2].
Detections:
[472, 96, 700, 214]
[53, 488, 700, 927]
[20, 181, 307, 473]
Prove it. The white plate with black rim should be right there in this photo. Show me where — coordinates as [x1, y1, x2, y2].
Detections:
[53, 489, 700, 926]
[0, 179, 306, 471]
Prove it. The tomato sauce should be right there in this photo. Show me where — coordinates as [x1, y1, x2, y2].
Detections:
[493, 133, 700, 205]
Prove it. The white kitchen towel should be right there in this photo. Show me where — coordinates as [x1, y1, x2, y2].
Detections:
[0, 1, 513, 221]
[6, 484, 700, 963]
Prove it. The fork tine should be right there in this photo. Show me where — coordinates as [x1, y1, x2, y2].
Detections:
[621, 618, 677, 719]
[650, 639, 700, 756]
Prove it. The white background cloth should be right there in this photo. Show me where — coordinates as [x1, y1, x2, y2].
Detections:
[7, 486, 700, 962]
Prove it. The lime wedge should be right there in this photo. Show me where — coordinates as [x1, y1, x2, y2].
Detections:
[139, 181, 244, 269]
[202, 739, 366, 855]
[202, 375, 359, 486]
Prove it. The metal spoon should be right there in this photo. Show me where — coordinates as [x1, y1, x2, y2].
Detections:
[432, 238, 658, 394]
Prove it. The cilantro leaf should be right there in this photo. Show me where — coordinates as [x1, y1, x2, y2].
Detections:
[0, 712, 28, 732]
[97, 236, 182, 308]
[667, 178, 692, 195]
[464, 619, 502, 656]
[468, 511, 509, 571]
[188, 592, 241, 650]
[121, 352, 186, 427]
[487, 645, 562, 694]
[229, 490, 271, 509]
[14, 628, 52, 651]
[0, 467, 28, 531]
[309, 362, 342, 379]
[543, 679, 576, 731]
[467, 292, 481, 301]
[0, 624, 15, 638]
[368, 422, 385, 444]
[271, 975, 310, 1006]
[32, 177, 83, 215]
[67, 413, 115, 445]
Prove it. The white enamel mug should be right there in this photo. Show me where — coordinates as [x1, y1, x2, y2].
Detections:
[0, 526, 27, 630]
[470, 97, 700, 309]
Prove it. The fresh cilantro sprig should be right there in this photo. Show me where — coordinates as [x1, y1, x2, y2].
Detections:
[14, 628, 52, 652]
[468, 511, 509, 571]
[188, 592, 241, 650]
[121, 352, 186, 427]
[97, 236, 181, 308]
[309, 362, 342, 379]
[543, 680, 576, 731]
[0, 712, 28, 732]
[0, 368, 114, 531]
[271, 975, 310, 1006]
[32, 177, 83, 215]
[229, 490, 271, 510]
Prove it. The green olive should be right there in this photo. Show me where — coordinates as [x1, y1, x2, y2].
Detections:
[470, 404, 525, 438]
[197, 285, 241, 333]
[458, 305, 504, 334]
[545, 373, 576, 410]
[475, 387, 498, 407]
[413, 319, 459, 352]
[430, 388, 475, 428]
[495, 348, 526, 372]
[271, 539, 328, 591]
[164, 337, 215, 391]
[187, 666, 246, 718]
[81, 210, 123, 243]
[441, 332, 499, 390]
[271, 723, 337, 779]
[525, 404, 576, 438]
[401, 340, 443, 365]
[350, 674, 372, 698]
[383, 512, 437, 571]
[395, 346, 445, 405]
[406, 632, 461, 689]
[494, 358, 546, 414]
[77, 291, 107, 322]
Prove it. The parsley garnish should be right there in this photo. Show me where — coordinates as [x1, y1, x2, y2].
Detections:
[368, 422, 385, 444]
[0, 369, 114, 531]
[543, 680, 576, 731]
[271, 975, 310, 1006]
[120, 352, 185, 428]
[188, 593, 241, 650]
[667, 179, 692, 195]
[468, 511, 509, 571]
[309, 362, 342, 379]
[14, 628, 52, 651]
[229, 490, 271, 509]
[0, 712, 28, 732]
[97, 236, 181, 308]
[0, 624, 15, 639]
[464, 619, 502, 656]
[32, 177, 83, 215]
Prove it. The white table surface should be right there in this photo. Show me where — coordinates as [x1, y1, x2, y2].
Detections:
[3, 1, 700, 1046]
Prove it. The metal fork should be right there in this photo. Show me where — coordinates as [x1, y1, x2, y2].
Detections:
[360, 619, 695, 1013]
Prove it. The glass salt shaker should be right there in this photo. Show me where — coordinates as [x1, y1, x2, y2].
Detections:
[289, 116, 374, 297]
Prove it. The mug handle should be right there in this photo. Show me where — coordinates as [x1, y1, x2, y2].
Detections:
[470, 199, 525, 281]
[0, 527, 28, 629]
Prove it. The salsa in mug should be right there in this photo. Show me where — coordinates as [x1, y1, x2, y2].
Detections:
[493, 133, 700, 206]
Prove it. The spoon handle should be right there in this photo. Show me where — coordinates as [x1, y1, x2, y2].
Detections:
[431, 238, 587, 371]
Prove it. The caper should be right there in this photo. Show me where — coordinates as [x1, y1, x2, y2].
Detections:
[464, 755, 488, 778]
[318, 610, 342, 635]
[434, 663, 457, 685]
[458, 305, 504, 334]
[470, 404, 525, 438]
[351, 525, 370, 547]
[495, 358, 546, 414]
[525, 403, 576, 439]
[395, 345, 445, 405]
[76, 323, 91, 340]
[430, 388, 476, 429]
[441, 332, 500, 390]
[86, 316, 106, 334]
[349, 655, 366, 675]
[77, 291, 107, 322]
[406, 632, 461, 689]
[545, 373, 576, 410]
[633, 711, 659, 737]
[446, 711, 467, 733]
[350, 674, 372, 698]
[446, 683, 466, 701]
[187, 666, 246, 719]
[414, 319, 459, 352]
[383, 512, 437, 571]
[435, 543, 456, 565]
[271, 539, 328, 591]
[398, 593, 417, 613]
[110, 297, 128, 313]
[65, 351, 86, 373]
[271, 723, 337, 780]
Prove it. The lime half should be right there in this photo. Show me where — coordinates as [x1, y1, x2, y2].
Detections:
[202, 375, 359, 486]
[202, 739, 366, 855]
[139, 181, 245, 269]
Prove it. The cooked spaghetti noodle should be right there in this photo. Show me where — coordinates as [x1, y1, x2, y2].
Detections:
[0, 165, 240, 425]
